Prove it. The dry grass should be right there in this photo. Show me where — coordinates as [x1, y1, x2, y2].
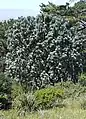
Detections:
[0, 105, 86, 119]
[0, 82, 86, 119]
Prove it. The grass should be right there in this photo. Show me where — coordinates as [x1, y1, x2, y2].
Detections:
[0, 107, 86, 119]
[0, 81, 86, 119]
[0, 98, 86, 119]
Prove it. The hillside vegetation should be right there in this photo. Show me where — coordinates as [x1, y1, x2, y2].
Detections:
[0, 1, 86, 119]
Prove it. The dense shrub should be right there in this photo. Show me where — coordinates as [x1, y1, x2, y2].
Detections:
[79, 73, 86, 86]
[55, 81, 86, 99]
[34, 87, 64, 109]
[0, 73, 12, 95]
[11, 82, 36, 112]
[0, 73, 12, 109]
[0, 95, 12, 110]
[11, 83, 64, 111]
[11, 81, 25, 99]
[11, 81, 86, 111]
[12, 92, 36, 112]
[5, 13, 86, 89]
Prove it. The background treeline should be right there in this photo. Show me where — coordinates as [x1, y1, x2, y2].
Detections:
[0, 0, 86, 111]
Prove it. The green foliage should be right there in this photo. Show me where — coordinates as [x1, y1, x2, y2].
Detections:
[0, 95, 10, 110]
[0, 1, 86, 114]
[12, 92, 36, 112]
[40, 2, 59, 14]
[80, 99, 86, 110]
[79, 73, 86, 86]
[1, 1, 85, 90]
[0, 73, 12, 96]
[34, 87, 64, 109]
[0, 19, 15, 73]
[1, 106, 86, 119]
[40, 1, 86, 25]
[11, 81, 25, 99]
[73, 1, 86, 10]
[11, 81, 36, 112]
[0, 73, 12, 109]
[40, 2, 70, 16]
[5, 13, 86, 88]
[55, 81, 86, 99]
[11, 81, 86, 111]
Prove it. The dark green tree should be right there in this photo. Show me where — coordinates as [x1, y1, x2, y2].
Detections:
[5, 14, 86, 89]
[0, 19, 15, 73]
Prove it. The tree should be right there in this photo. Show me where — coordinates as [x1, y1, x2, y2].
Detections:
[40, 1, 86, 26]
[5, 13, 86, 89]
[40, 2, 70, 16]
[0, 19, 15, 73]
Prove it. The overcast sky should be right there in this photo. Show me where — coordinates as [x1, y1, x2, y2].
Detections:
[0, 0, 77, 21]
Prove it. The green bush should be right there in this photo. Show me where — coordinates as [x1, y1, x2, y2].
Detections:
[79, 73, 86, 86]
[0, 73, 12, 109]
[79, 97, 86, 110]
[0, 73, 12, 96]
[34, 87, 64, 109]
[12, 92, 36, 112]
[0, 95, 10, 109]
[11, 82, 36, 112]
[11, 81, 25, 99]
[81, 101, 86, 110]
[55, 81, 86, 98]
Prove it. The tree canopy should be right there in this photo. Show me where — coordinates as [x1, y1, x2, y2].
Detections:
[5, 13, 86, 89]
[0, 1, 86, 89]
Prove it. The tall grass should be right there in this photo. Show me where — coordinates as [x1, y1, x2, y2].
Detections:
[0, 81, 86, 119]
[0, 105, 86, 119]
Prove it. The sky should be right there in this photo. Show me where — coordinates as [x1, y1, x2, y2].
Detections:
[0, 0, 77, 20]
